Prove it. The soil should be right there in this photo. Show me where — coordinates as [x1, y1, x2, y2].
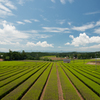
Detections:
[56, 65, 64, 100]
[87, 62, 100, 65]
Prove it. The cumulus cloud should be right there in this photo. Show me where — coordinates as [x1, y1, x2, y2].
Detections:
[0, 20, 29, 45]
[68, 33, 100, 46]
[26, 41, 53, 47]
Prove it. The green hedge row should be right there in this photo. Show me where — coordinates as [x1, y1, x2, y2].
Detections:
[61, 63, 100, 100]
[1, 63, 51, 100]
[0, 62, 49, 99]
[43, 63, 59, 100]
[57, 63, 80, 100]
[21, 63, 52, 100]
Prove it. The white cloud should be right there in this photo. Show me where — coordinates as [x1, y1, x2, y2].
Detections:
[94, 28, 100, 34]
[5, 2, 16, 10]
[18, 0, 24, 5]
[0, 48, 9, 52]
[0, 9, 13, 18]
[68, 0, 74, 3]
[42, 27, 69, 33]
[69, 35, 74, 39]
[0, 0, 16, 9]
[58, 46, 62, 48]
[56, 19, 66, 25]
[79, 44, 100, 51]
[72, 23, 94, 31]
[95, 20, 100, 26]
[85, 11, 100, 15]
[0, 20, 29, 45]
[24, 19, 32, 23]
[40, 15, 49, 22]
[65, 42, 70, 45]
[31, 19, 39, 22]
[60, 0, 66, 4]
[0, 0, 16, 18]
[0, 41, 19, 45]
[51, 0, 55, 3]
[23, 30, 51, 39]
[0, 3, 11, 12]
[60, 0, 74, 4]
[68, 33, 100, 46]
[71, 20, 100, 32]
[68, 22, 71, 25]
[26, 41, 53, 47]
[16, 21, 25, 25]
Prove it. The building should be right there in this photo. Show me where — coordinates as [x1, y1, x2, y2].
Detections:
[63, 59, 71, 63]
[0, 59, 3, 61]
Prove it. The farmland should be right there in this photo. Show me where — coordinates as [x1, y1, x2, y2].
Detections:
[0, 60, 100, 100]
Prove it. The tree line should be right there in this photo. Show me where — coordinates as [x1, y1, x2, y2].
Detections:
[0, 50, 100, 61]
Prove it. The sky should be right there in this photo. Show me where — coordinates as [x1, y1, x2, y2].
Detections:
[0, 0, 100, 52]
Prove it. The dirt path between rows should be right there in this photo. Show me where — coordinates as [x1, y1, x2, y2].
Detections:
[40, 65, 53, 100]
[56, 65, 64, 100]
[62, 67, 84, 100]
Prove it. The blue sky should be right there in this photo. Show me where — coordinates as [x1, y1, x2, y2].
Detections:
[0, 0, 100, 52]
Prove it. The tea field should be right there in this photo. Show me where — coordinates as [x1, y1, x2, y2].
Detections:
[0, 61, 100, 100]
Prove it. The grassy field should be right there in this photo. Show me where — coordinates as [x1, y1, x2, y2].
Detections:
[0, 60, 100, 100]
